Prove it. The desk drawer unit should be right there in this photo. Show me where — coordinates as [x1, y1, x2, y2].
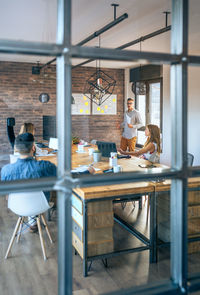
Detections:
[72, 194, 83, 214]
[157, 191, 200, 254]
[72, 197, 114, 258]
[72, 206, 83, 228]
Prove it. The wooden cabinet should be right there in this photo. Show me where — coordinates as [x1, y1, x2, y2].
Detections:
[157, 190, 200, 253]
[72, 194, 114, 258]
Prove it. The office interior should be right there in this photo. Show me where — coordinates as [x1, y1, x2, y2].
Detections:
[0, 0, 200, 295]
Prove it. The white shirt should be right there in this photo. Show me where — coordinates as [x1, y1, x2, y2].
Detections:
[121, 109, 143, 139]
[142, 143, 160, 163]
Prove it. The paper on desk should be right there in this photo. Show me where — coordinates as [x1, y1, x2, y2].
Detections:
[71, 165, 101, 173]
[36, 149, 49, 156]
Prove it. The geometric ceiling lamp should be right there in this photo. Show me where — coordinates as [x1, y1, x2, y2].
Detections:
[83, 36, 116, 106]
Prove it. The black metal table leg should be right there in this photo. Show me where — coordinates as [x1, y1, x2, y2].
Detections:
[83, 202, 88, 277]
[149, 192, 157, 263]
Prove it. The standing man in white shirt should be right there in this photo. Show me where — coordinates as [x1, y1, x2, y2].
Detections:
[120, 98, 143, 151]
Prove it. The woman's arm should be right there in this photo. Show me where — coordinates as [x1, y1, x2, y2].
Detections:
[118, 142, 155, 157]
[135, 142, 155, 156]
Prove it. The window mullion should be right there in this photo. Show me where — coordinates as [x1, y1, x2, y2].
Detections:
[56, 1, 72, 295]
[170, 0, 188, 292]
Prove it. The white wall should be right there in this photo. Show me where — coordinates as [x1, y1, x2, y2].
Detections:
[124, 68, 134, 109]
[160, 65, 171, 165]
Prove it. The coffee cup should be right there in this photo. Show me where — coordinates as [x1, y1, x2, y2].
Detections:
[78, 144, 84, 152]
[88, 148, 94, 155]
[109, 157, 117, 167]
[113, 165, 122, 173]
[93, 152, 102, 162]
[110, 152, 117, 158]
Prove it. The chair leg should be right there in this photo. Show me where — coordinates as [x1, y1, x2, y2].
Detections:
[5, 217, 22, 259]
[41, 214, 53, 244]
[36, 216, 47, 261]
[16, 217, 24, 243]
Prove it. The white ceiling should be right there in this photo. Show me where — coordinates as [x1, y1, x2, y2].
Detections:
[0, 0, 199, 68]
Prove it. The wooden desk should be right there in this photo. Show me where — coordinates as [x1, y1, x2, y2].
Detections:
[37, 145, 167, 276]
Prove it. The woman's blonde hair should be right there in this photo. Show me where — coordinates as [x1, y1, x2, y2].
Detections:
[19, 123, 35, 135]
[144, 124, 161, 153]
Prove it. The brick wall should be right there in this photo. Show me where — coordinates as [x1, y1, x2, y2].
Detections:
[0, 61, 124, 155]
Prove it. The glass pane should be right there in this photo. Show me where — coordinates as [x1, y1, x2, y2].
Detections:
[0, 189, 58, 293]
[149, 82, 161, 127]
[188, 66, 200, 278]
[69, 58, 172, 293]
[189, 0, 200, 55]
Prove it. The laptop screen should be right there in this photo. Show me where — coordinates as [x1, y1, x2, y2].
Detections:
[96, 141, 117, 157]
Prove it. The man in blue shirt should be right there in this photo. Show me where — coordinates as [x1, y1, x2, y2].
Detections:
[1, 133, 57, 201]
[1, 133, 94, 231]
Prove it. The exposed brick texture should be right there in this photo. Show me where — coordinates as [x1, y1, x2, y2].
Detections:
[0, 61, 124, 155]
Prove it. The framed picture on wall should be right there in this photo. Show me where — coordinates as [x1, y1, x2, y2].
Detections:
[71, 93, 91, 115]
[92, 94, 117, 115]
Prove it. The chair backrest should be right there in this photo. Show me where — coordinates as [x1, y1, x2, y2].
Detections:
[8, 191, 50, 216]
[7, 126, 15, 149]
[187, 153, 194, 167]
[49, 137, 58, 150]
[96, 141, 117, 157]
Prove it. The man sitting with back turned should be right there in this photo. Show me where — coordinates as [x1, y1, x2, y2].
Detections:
[1, 133, 94, 231]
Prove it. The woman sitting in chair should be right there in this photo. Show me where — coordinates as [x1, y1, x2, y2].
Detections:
[18, 122, 45, 156]
[119, 124, 161, 163]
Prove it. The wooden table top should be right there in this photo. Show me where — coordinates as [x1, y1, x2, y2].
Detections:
[37, 145, 200, 199]
[37, 144, 172, 200]
[153, 177, 200, 192]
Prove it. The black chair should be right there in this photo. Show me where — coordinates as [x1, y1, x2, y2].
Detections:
[96, 141, 117, 157]
[187, 153, 194, 166]
[7, 118, 15, 149]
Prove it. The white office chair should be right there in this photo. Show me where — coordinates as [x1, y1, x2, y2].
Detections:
[5, 191, 53, 261]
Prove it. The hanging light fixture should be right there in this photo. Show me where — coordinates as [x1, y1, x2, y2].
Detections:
[83, 36, 116, 106]
[133, 40, 146, 96]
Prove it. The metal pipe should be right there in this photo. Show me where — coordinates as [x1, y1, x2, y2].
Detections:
[72, 25, 171, 68]
[41, 12, 128, 69]
[77, 13, 128, 46]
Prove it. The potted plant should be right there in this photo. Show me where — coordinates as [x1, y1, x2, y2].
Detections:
[93, 149, 102, 162]
[72, 136, 80, 144]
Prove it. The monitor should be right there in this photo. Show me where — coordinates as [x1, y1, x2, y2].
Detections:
[96, 141, 117, 157]
[43, 115, 56, 141]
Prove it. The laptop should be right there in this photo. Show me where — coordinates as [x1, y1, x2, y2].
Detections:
[96, 141, 117, 157]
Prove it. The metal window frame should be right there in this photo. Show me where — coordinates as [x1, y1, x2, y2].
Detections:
[0, 0, 200, 294]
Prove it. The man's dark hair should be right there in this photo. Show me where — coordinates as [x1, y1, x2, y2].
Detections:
[15, 133, 34, 155]
[127, 98, 134, 102]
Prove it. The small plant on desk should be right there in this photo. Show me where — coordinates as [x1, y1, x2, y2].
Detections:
[72, 136, 80, 144]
